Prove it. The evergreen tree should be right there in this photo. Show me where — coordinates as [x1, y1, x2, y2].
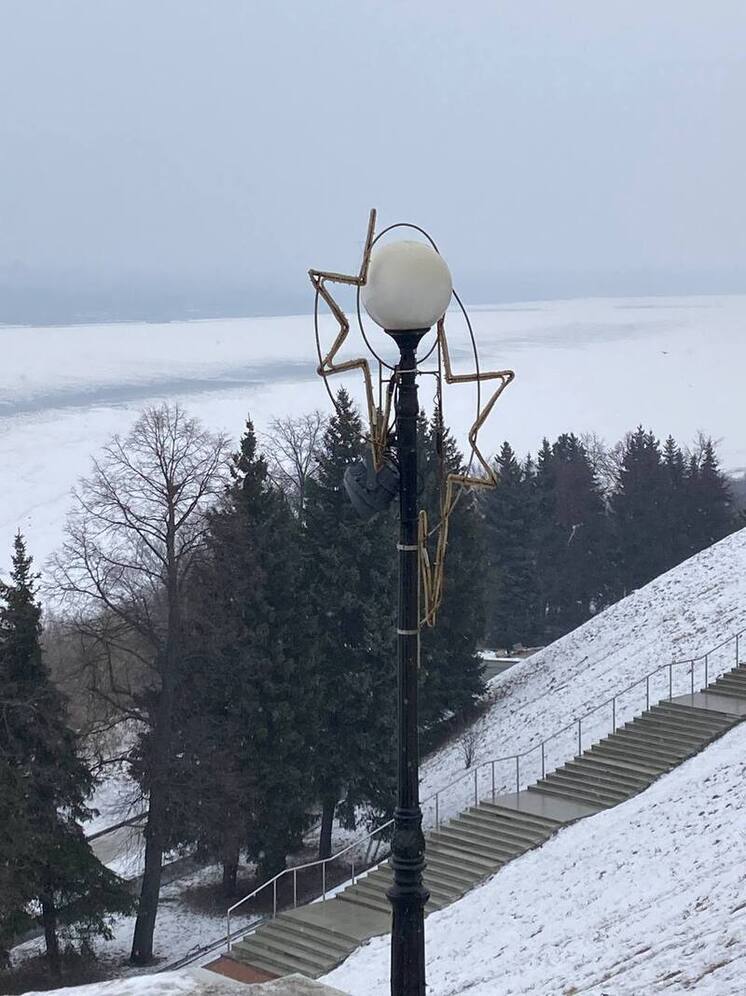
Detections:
[532, 435, 609, 639]
[686, 437, 737, 553]
[662, 435, 690, 566]
[303, 389, 397, 857]
[418, 410, 486, 730]
[164, 417, 317, 889]
[0, 535, 131, 975]
[610, 427, 671, 594]
[481, 442, 538, 651]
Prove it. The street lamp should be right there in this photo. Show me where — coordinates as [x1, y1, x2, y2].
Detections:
[309, 211, 514, 996]
[360, 239, 452, 996]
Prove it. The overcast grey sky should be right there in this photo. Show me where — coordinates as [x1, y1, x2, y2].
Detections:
[1, 1, 745, 320]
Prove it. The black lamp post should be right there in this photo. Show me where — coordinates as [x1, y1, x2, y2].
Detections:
[360, 241, 453, 996]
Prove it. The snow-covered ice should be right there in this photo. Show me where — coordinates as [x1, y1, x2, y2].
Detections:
[2, 294, 745, 571]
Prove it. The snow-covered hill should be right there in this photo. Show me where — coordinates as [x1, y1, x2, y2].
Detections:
[323, 530, 746, 995]
[417, 526, 746, 828]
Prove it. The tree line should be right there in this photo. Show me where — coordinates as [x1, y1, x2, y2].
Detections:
[0, 396, 739, 978]
[483, 428, 739, 649]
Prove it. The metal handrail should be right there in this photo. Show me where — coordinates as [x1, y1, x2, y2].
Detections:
[226, 818, 394, 950]
[226, 624, 745, 951]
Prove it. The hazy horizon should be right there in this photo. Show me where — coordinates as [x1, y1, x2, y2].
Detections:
[2, 2, 745, 324]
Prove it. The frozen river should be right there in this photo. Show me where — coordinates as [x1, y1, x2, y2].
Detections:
[1, 294, 744, 571]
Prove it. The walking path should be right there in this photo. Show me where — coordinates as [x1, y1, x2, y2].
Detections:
[221, 662, 746, 981]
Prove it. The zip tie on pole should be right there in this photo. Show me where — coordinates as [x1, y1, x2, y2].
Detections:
[397, 628, 420, 636]
[397, 543, 419, 551]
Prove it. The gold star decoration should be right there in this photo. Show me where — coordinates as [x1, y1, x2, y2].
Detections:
[309, 210, 514, 626]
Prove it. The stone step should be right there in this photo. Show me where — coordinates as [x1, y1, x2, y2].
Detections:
[237, 930, 334, 974]
[459, 809, 550, 847]
[476, 800, 562, 832]
[710, 680, 746, 700]
[636, 710, 727, 739]
[441, 818, 532, 857]
[426, 842, 496, 877]
[539, 772, 627, 805]
[233, 937, 323, 978]
[557, 760, 648, 793]
[590, 740, 676, 773]
[526, 782, 613, 810]
[431, 827, 519, 864]
[275, 911, 359, 950]
[659, 700, 740, 723]
[259, 919, 352, 963]
[337, 888, 390, 916]
[572, 751, 659, 783]
[610, 728, 694, 759]
[574, 737, 667, 782]
[624, 716, 710, 746]
[366, 867, 455, 905]
[569, 752, 654, 785]
[647, 704, 734, 733]
[422, 856, 479, 890]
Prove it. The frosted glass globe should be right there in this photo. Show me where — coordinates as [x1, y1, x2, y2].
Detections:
[361, 240, 452, 332]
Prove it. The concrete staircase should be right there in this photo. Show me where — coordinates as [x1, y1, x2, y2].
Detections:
[228, 662, 746, 980]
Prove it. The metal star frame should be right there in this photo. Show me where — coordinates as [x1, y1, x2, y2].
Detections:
[309, 210, 515, 626]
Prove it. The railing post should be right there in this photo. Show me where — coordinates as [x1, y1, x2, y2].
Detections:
[474, 768, 478, 805]
[352, 860, 356, 886]
[612, 698, 616, 733]
[491, 760, 496, 799]
[515, 755, 520, 795]
[704, 653, 708, 687]
[322, 861, 326, 901]
[273, 878, 277, 918]
[227, 911, 231, 953]
[293, 868, 297, 908]
[646, 675, 650, 711]
[541, 741, 545, 779]
[669, 662, 673, 700]
[690, 660, 695, 696]
[577, 718, 582, 756]
[736, 633, 740, 665]
[435, 793, 439, 828]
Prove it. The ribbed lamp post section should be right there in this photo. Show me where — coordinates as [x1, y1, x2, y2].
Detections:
[361, 241, 453, 996]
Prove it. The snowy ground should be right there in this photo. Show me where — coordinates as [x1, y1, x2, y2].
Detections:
[326, 720, 746, 995]
[12, 863, 263, 982]
[2, 294, 746, 571]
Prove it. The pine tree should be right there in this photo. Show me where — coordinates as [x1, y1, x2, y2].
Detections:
[0, 535, 131, 975]
[481, 442, 538, 651]
[686, 437, 737, 553]
[531, 435, 609, 639]
[164, 417, 317, 889]
[662, 435, 690, 566]
[303, 389, 397, 857]
[610, 427, 670, 594]
[418, 411, 486, 731]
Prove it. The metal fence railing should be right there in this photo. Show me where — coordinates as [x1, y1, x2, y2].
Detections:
[226, 626, 745, 952]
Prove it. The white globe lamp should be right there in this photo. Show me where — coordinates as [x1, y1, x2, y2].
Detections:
[361, 240, 452, 334]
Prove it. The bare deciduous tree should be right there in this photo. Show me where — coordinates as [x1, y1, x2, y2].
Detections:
[456, 720, 484, 770]
[50, 404, 229, 965]
[261, 411, 326, 516]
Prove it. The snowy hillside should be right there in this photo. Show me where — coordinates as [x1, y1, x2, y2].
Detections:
[415, 526, 746, 828]
[323, 530, 746, 995]
[326, 719, 746, 995]
[2, 294, 746, 569]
